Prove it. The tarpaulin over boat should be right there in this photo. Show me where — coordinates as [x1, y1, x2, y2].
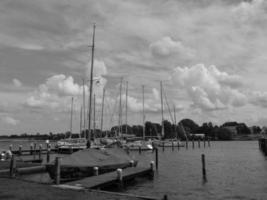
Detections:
[56, 147, 134, 167]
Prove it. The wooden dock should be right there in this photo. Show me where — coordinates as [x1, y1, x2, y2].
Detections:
[57, 167, 154, 190]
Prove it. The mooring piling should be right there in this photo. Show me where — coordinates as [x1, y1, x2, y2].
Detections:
[186, 139, 188, 149]
[9, 144, 12, 152]
[163, 194, 168, 200]
[39, 144, 42, 160]
[198, 139, 201, 148]
[9, 155, 16, 177]
[201, 154, 207, 182]
[192, 138, 195, 149]
[46, 148, 50, 163]
[208, 138, 211, 147]
[18, 145, 22, 156]
[93, 166, 99, 176]
[130, 160, 135, 167]
[155, 147, 158, 170]
[30, 143, 33, 155]
[55, 157, 61, 185]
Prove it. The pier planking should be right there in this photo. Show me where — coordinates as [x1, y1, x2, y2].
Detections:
[62, 167, 153, 189]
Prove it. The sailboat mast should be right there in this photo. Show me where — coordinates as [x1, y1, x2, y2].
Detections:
[173, 105, 177, 139]
[82, 78, 86, 133]
[160, 81, 164, 139]
[80, 106, 82, 138]
[100, 88, 105, 134]
[70, 97, 74, 137]
[118, 77, 123, 137]
[93, 94, 96, 141]
[125, 81, 128, 135]
[142, 85, 145, 140]
[87, 24, 96, 145]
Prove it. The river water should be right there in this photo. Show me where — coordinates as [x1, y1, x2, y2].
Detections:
[1, 140, 266, 199]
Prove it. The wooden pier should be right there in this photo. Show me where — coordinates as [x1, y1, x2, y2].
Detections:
[56, 166, 154, 190]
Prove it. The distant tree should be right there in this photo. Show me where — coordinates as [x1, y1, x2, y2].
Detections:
[251, 126, 261, 134]
[180, 119, 199, 133]
[216, 127, 233, 140]
[222, 122, 239, 127]
[236, 123, 251, 135]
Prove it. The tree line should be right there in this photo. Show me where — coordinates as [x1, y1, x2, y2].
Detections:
[0, 118, 262, 141]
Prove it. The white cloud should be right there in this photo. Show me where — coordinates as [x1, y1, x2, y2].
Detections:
[1, 116, 19, 126]
[86, 59, 107, 78]
[40, 74, 82, 97]
[12, 78, 22, 87]
[171, 64, 247, 111]
[149, 36, 195, 59]
[152, 88, 160, 100]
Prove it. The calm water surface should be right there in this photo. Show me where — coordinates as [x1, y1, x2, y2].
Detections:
[1, 140, 267, 199]
[127, 141, 267, 200]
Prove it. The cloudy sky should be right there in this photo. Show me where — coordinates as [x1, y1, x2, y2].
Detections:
[1, 0, 267, 135]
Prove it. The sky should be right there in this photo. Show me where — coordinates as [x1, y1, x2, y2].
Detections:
[1, 0, 267, 135]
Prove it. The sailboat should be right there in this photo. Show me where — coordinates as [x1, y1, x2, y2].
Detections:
[124, 85, 153, 151]
[47, 24, 138, 182]
[56, 97, 87, 153]
[154, 81, 184, 148]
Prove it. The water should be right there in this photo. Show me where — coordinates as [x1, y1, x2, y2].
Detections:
[1, 140, 267, 199]
[127, 141, 267, 200]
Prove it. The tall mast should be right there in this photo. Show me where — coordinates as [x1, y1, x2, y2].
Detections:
[142, 85, 145, 140]
[118, 77, 123, 137]
[80, 106, 82, 138]
[125, 81, 128, 135]
[70, 97, 74, 137]
[82, 79, 86, 133]
[93, 94, 96, 141]
[87, 24, 96, 146]
[100, 88, 105, 134]
[160, 81, 164, 139]
[173, 105, 177, 140]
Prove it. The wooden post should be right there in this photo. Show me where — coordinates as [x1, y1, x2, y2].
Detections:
[163, 194, 168, 200]
[33, 143, 36, 160]
[130, 160, 135, 167]
[198, 139, 200, 148]
[9, 144, 12, 152]
[186, 139, 188, 149]
[201, 154, 207, 182]
[9, 155, 16, 177]
[162, 141, 165, 152]
[171, 141, 174, 151]
[117, 168, 123, 189]
[177, 141, 180, 151]
[39, 144, 42, 160]
[192, 138, 195, 149]
[19, 145, 22, 156]
[155, 147, 158, 170]
[30, 143, 33, 155]
[55, 157, 61, 184]
[93, 167, 99, 176]
[126, 147, 130, 155]
[46, 148, 50, 163]
[150, 161, 155, 178]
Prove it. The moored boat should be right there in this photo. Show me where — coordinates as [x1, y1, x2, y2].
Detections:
[46, 147, 137, 182]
